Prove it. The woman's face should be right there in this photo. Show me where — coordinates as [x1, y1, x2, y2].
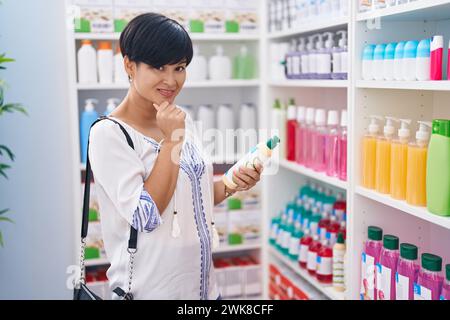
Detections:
[128, 59, 187, 105]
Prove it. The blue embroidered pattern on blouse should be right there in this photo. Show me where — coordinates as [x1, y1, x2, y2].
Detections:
[131, 189, 162, 233]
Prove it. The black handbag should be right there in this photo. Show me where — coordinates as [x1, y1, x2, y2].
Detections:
[73, 116, 138, 300]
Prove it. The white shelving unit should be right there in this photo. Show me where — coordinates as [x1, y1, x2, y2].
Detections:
[268, 79, 349, 88]
[75, 32, 260, 42]
[77, 80, 261, 90]
[356, 80, 450, 91]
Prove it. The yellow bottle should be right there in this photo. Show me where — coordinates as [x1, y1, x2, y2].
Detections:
[391, 119, 411, 200]
[376, 117, 398, 194]
[362, 115, 382, 189]
[406, 121, 432, 206]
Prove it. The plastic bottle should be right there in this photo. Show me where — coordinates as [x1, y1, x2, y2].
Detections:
[406, 121, 431, 206]
[416, 38, 431, 81]
[103, 98, 119, 116]
[114, 46, 128, 84]
[309, 207, 322, 237]
[362, 44, 375, 81]
[394, 42, 406, 81]
[80, 99, 99, 164]
[333, 192, 346, 223]
[97, 41, 113, 84]
[318, 210, 331, 241]
[303, 36, 314, 79]
[440, 264, 450, 300]
[359, 0, 373, 12]
[326, 215, 340, 246]
[304, 108, 315, 168]
[373, 44, 386, 81]
[426, 119, 450, 216]
[430, 35, 444, 80]
[338, 110, 348, 181]
[390, 119, 411, 200]
[383, 42, 396, 81]
[396, 243, 419, 300]
[325, 110, 339, 177]
[275, 209, 287, 251]
[209, 45, 231, 81]
[448, 40, 450, 80]
[295, 106, 306, 165]
[312, 109, 327, 172]
[317, 235, 333, 283]
[233, 45, 255, 79]
[197, 104, 215, 138]
[299, 229, 313, 269]
[308, 34, 319, 79]
[402, 40, 419, 81]
[77, 40, 98, 84]
[316, 32, 333, 79]
[377, 235, 400, 300]
[288, 214, 304, 261]
[222, 136, 280, 191]
[188, 45, 208, 82]
[333, 30, 348, 80]
[282, 202, 296, 256]
[362, 115, 382, 189]
[285, 39, 297, 79]
[415, 253, 443, 300]
[307, 234, 322, 276]
[360, 226, 383, 300]
[333, 232, 346, 291]
[297, 37, 308, 79]
[269, 213, 281, 245]
[272, 99, 287, 159]
[376, 117, 398, 194]
[286, 101, 298, 161]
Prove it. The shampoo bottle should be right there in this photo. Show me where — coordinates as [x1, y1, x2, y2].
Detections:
[103, 98, 119, 116]
[97, 41, 114, 84]
[390, 119, 411, 200]
[188, 45, 208, 82]
[338, 110, 348, 181]
[362, 115, 382, 189]
[375, 117, 398, 194]
[430, 35, 444, 80]
[209, 45, 231, 81]
[295, 106, 306, 164]
[77, 40, 97, 84]
[80, 99, 99, 164]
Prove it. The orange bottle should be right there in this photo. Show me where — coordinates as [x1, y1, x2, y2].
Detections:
[362, 115, 382, 189]
[406, 121, 432, 206]
[376, 117, 398, 194]
[390, 119, 411, 200]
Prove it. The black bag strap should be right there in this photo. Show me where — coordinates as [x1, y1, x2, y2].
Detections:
[81, 116, 138, 250]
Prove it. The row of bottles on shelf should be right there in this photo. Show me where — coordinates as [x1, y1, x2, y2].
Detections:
[188, 45, 257, 82]
[362, 116, 450, 216]
[362, 36, 450, 81]
[73, 0, 259, 34]
[78, 40, 128, 85]
[270, 30, 348, 81]
[268, 0, 349, 33]
[272, 98, 347, 180]
[269, 182, 347, 290]
[359, 0, 418, 12]
[361, 226, 450, 300]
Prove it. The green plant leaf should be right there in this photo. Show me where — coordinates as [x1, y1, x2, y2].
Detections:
[0, 209, 10, 215]
[0, 86, 3, 105]
[0, 53, 14, 64]
[0, 145, 15, 161]
[0, 217, 13, 223]
[0, 163, 11, 179]
[0, 103, 28, 116]
[0, 231, 3, 247]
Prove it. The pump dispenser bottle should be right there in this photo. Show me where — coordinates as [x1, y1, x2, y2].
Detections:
[362, 115, 382, 189]
[376, 117, 398, 194]
[391, 119, 411, 200]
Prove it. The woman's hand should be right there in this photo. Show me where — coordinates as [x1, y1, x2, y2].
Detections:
[232, 163, 263, 192]
[153, 101, 186, 143]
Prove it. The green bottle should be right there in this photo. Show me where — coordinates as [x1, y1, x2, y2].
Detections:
[426, 119, 450, 216]
[232, 45, 256, 79]
[282, 202, 296, 255]
[269, 212, 281, 246]
[288, 213, 304, 261]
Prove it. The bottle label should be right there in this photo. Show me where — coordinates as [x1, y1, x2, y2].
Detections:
[299, 244, 309, 263]
[395, 273, 410, 300]
[414, 283, 432, 300]
[377, 264, 392, 300]
[289, 236, 300, 256]
[276, 229, 284, 246]
[270, 224, 279, 241]
[282, 230, 291, 249]
[307, 251, 317, 271]
[316, 256, 332, 276]
[360, 252, 376, 300]
[333, 248, 345, 284]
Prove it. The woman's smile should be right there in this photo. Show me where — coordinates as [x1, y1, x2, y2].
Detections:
[157, 88, 176, 98]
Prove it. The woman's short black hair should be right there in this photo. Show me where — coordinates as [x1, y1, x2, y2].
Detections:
[120, 12, 193, 68]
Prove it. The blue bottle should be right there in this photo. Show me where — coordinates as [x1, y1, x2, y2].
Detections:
[80, 99, 99, 164]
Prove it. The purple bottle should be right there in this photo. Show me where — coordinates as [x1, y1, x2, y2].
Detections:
[441, 264, 450, 300]
[377, 235, 400, 300]
[414, 253, 443, 300]
[360, 226, 383, 300]
[396, 243, 419, 300]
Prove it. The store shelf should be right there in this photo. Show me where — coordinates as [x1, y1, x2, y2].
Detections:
[279, 159, 348, 190]
[267, 16, 348, 40]
[268, 79, 348, 88]
[356, 0, 450, 22]
[356, 80, 450, 91]
[355, 186, 450, 230]
[213, 242, 261, 254]
[74, 32, 260, 41]
[269, 246, 345, 300]
[85, 258, 109, 267]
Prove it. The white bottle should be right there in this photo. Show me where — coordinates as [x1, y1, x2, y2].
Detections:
[209, 45, 231, 81]
[217, 104, 235, 160]
[338, 30, 348, 79]
[295, 37, 307, 78]
[402, 40, 419, 81]
[383, 42, 396, 81]
[309, 34, 321, 79]
[97, 41, 113, 84]
[77, 40, 98, 84]
[373, 44, 386, 81]
[317, 32, 333, 79]
[104, 98, 119, 116]
[394, 42, 406, 81]
[114, 46, 128, 84]
[272, 99, 287, 159]
[304, 35, 315, 79]
[416, 38, 431, 81]
[362, 44, 375, 81]
[188, 45, 208, 82]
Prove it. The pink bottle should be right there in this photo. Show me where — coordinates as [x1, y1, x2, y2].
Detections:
[338, 110, 348, 181]
[447, 40, 450, 80]
[430, 35, 443, 80]
[441, 264, 450, 300]
[312, 109, 327, 172]
[304, 108, 315, 168]
[295, 106, 306, 165]
[396, 243, 419, 300]
[286, 104, 298, 162]
[415, 253, 443, 300]
[326, 216, 340, 247]
[378, 235, 399, 300]
[360, 226, 383, 300]
[325, 110, 339, 177]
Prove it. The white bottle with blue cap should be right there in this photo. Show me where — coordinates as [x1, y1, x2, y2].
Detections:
[416, 38, 431, 81]
[362, 44, 375, 80]
[374, 44, 386, 81]
[383, 43, 396, 81]
[403, 40, 419, 81]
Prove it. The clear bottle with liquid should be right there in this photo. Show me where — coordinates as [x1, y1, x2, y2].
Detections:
[375, 117, 398, 194]
[362, 115, 382, 189]
[390, 119, 411, 200]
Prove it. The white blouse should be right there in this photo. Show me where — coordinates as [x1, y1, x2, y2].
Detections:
[88, 112, 220, 300]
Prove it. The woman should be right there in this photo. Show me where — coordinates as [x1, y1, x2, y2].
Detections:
[88, 13, 263, 300]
